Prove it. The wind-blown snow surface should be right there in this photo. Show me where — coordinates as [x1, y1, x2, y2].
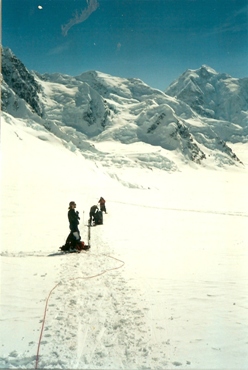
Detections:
[1, 114, 248, 369]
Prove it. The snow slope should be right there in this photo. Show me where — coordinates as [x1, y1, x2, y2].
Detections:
[1, 113, 248, 369]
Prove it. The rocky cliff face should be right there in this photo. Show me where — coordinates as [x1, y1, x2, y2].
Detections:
[1, 47, 43, 117]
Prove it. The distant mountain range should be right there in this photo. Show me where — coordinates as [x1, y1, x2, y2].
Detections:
[2, 47, 248, 170]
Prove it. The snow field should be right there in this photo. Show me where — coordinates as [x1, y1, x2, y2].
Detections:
[1, 116, 248, 369]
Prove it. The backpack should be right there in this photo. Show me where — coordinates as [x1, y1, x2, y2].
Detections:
[60, 241, 90, 252]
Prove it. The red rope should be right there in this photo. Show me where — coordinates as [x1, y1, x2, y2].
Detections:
[35, 254, 124, 369]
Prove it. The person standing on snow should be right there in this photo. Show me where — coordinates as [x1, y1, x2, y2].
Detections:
[66, 201, 81, 248]
[98, 197, 107, 213]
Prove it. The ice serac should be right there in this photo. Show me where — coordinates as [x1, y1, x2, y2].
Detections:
[1, 47, 247, 169]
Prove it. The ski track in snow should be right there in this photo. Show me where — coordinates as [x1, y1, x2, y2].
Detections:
[36, 255, 155, 369]
[0, 240, 168, 369]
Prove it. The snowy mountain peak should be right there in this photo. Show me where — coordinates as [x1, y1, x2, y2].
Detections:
[186, 65, 222, 79]
[2, 47, 247, 170]
[193, 65, 218, 78]
[2, 46, 14, 59]
[199, 64, 218, 75]
[74, 69, 164, 102]
[166, 65, 248, 127]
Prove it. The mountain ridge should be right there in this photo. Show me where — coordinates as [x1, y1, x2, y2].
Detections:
[165, 64, 248, 128]
[1, 47, 247, 171]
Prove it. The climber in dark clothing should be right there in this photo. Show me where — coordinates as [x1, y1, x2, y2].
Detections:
[89, 205, 103, 226]
[98, 197, 107, 213]
[66, 201, 81, 248]
[68, 201, 80, 232]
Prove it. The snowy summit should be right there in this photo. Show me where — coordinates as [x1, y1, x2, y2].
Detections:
[2, 48, 248, 171]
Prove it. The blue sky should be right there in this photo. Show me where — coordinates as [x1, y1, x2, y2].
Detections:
[2, 0, 248, 90]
